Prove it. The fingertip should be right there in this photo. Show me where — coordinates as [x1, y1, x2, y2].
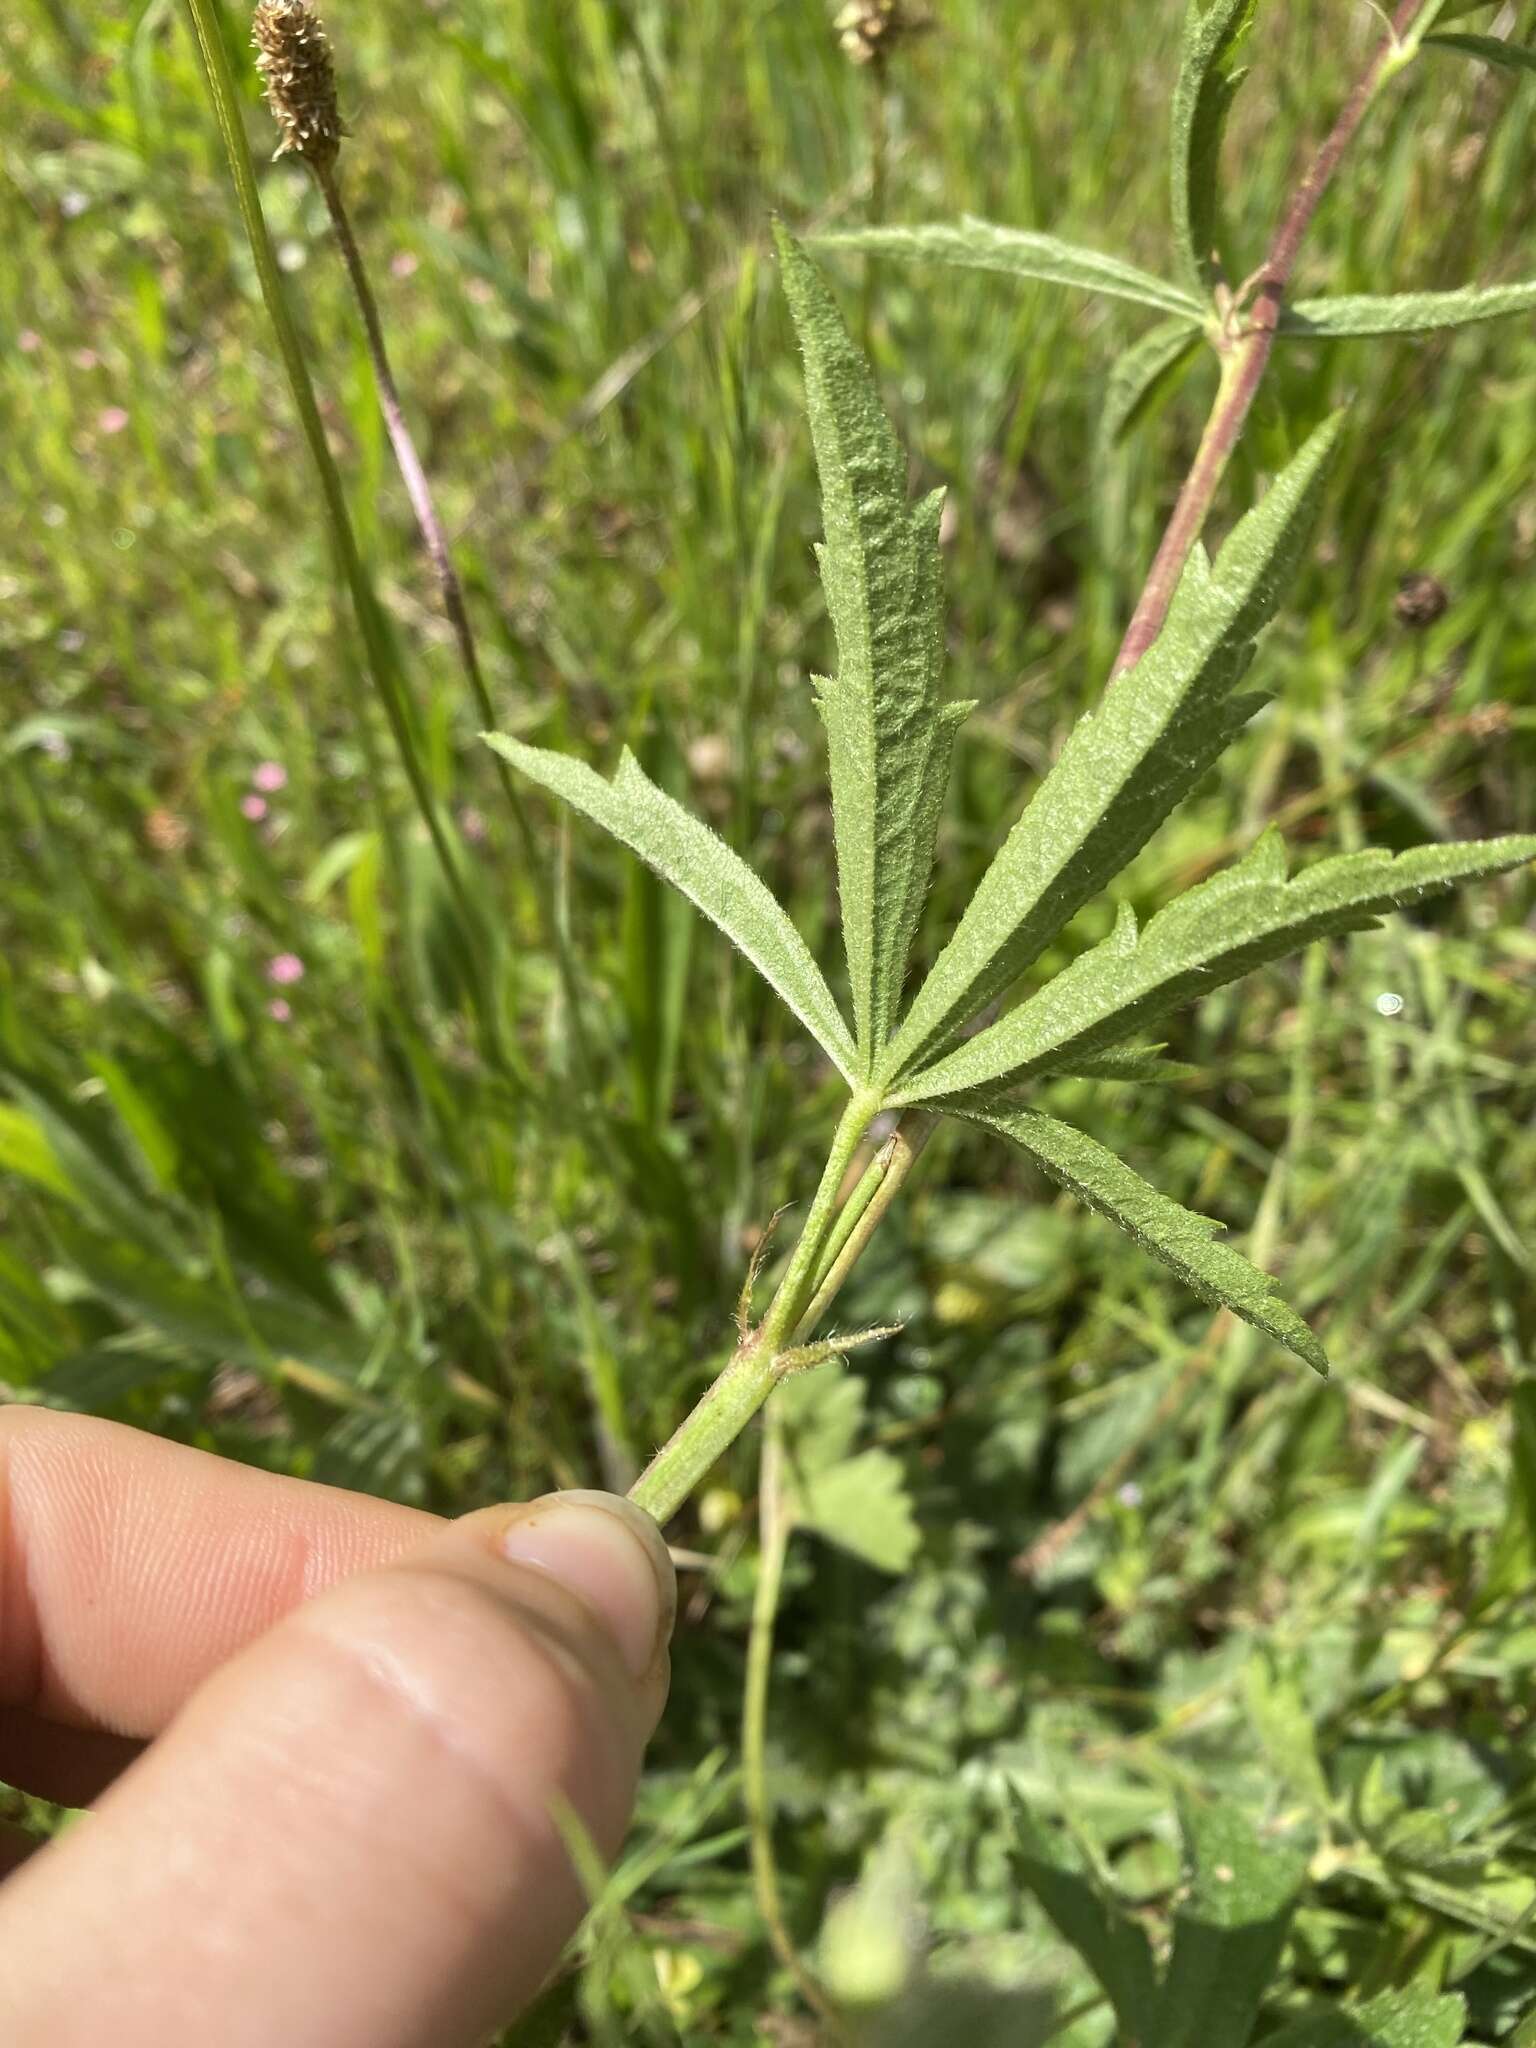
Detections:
[481, 1492, 676, 1685]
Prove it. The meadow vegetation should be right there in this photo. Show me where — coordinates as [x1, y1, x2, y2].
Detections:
[2, 1, 1535, 2040]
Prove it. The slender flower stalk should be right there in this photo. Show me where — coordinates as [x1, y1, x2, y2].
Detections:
[182, 0, 487, 997]
[251, 0, 593, 1070]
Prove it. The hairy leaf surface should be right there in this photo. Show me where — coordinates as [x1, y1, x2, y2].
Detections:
[777, 229, 972, 1067]
[881, 418, 1341, 1084]
[810, 219, 1205, 318]
[903, 830, 1536, 1100]
[485, 735, 858, 1077]
[1170, 0, 1260, 293]
[1009, 1795, 1159, 2035]
[1424, 29, 1536, 73]
[1262, 1990, 1468, 2048]
[1102, 318, 1206, 448]
[1282, 277, 1536, 337]
[961, 1102, 1325, 1369]
[1145, 1797, 1310, 2048]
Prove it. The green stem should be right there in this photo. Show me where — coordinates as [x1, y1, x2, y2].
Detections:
[793, 1111, 936, 1341]
[629, 1091, 876, 1523]
[742, 1413, 845, 2033]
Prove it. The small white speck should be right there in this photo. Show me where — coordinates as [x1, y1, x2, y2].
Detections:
[1117, 1482, 1143, 1509]
[277, 239, 307, 273]
[1214, 1864, 1234, 1884]
[1375, 992, 1405, 1018]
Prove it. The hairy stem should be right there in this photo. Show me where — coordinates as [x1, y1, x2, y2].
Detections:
[1111, 0, 1426, 677]
[629, 1092, 877, 1522]
[741, 1413, 846, 2033]
[793, 1111, 936, 1340]
[631, 2, 1432, 1534]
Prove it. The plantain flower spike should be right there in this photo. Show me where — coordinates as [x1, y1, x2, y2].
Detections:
[834, 0, 911, 66]
[252, 0, 344, 168]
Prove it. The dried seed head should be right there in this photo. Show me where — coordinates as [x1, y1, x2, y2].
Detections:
[1394, 571, 1449, 631]
[834, 0, 913, 66]
[253, 0, 343, 168]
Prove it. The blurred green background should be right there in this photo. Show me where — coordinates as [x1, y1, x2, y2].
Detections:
[2, 1, 1535, 2039]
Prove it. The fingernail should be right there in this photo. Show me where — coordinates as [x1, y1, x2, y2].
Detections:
[498, 1492, 675, 1680]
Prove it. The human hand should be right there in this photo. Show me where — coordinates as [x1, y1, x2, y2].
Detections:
[0, 1406, 674, 2047]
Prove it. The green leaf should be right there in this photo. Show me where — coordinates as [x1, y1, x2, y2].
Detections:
[900, 830, 1536, 1101]
[1424, 30, 1536, 74]
[1047, 1043, 1197, 1083]
[1281, 277, 1536, 338]
[960, 1102, 1326, 1370]
[1102, 317, 1206, 448]
[1262, 1989, 1469, 2048]
[777, 1367, 919, 1573]
[775, 228, 973, 1067]
[809, 219, 1206, 320]
[1170, 0, 1260, 294]
[484, 734, 858, 1079]
[1144, 1796, 1310, 2048]
[1008, 1794, 1158, 2036]
[881, 418, 1342, 1084]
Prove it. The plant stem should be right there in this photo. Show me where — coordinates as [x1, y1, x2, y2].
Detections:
[631, 0, 1431, 1535]
[793, 1111, 936, 1340]
[741, 1412, 846, 2034]
[307, 158, 595, 1076]
[180, 0, 480, 950]
[1111, 0, 1426, 678]
[629, 1091, 876, 1523]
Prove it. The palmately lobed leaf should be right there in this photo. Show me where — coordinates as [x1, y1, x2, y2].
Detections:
[902, 829, 1536, 1100]
[880, 416, 1343, 1085]
[1170, 0, 1260, 295]
[962, 1102, 1327, 1370]
[776, 228, 973, 1069]
[484, 733, 859, 1078]
[810, 218, 1206, 320]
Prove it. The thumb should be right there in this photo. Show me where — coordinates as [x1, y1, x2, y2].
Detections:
[0, 1491, 675, 2048]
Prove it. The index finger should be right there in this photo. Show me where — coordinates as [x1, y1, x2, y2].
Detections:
[0, 1406, 437, 1751]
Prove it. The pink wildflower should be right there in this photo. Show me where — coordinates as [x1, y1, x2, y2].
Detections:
[97, 406, 129, 435]
[241, 794, 268, 822]
[267, 952, 305, 986]
[268, 998, 292, 1024]
[252, 760, 288, 793]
